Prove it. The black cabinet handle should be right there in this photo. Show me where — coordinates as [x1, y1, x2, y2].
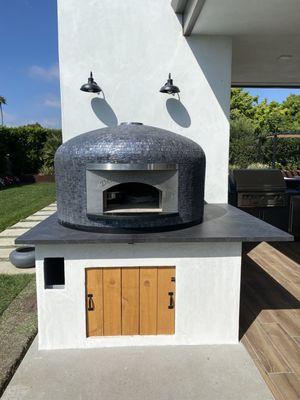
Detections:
[168, 292, 174, 309]
[87, 294, 94, 311]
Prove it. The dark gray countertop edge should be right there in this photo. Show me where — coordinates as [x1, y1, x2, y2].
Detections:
[16, 236, 293, 244]
[15, 204, 294, 245]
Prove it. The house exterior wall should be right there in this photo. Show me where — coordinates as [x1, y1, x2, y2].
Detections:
[35, 242, 241, 350]
[57, 0, 232, 203]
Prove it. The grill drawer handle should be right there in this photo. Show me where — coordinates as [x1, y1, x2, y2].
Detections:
[168, 292, 174, 309]
[87, 294, 94, 311]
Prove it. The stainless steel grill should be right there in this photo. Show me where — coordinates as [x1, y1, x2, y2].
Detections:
[230, 169, 286, 208]
[237, 192, 286, 208]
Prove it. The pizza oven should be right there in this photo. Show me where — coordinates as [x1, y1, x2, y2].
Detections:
[54, 123, 206, 232]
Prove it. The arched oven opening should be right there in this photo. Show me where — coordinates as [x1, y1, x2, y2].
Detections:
[103, 182, 162, 214]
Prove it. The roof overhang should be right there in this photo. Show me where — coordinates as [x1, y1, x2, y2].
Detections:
[171, 0, 205, 36]
[172, 0, 300, 87]
[172, 0, 300, 37]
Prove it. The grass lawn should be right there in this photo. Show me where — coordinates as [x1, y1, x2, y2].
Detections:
[0, 275, 33, 316]
[0, 275, 37, 396]
[0, 182, 56, 232]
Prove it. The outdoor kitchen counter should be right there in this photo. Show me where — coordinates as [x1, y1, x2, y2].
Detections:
[16, 204, 293, 244]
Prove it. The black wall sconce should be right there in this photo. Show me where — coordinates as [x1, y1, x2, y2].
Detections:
[160, 73, 180, 95]
[80, 72, 102, 94]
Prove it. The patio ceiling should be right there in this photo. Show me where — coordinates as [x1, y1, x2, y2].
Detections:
[172, 0, 300, 87]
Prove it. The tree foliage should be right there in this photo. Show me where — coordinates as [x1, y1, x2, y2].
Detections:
[230, 88, 258, 121]
[42, 130, 62, 169]
[0, 124, 62, 175]
[230, 89, 300, 169]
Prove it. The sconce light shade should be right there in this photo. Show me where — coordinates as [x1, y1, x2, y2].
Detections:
[160, 73, 180, 95]
[80, 72, 102, 93]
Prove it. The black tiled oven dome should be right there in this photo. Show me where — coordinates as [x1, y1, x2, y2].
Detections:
[54, 123, 206, 232]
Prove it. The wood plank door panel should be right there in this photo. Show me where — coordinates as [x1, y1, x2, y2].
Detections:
[122, 268, 140, 335]
[157, 267, 176, 334]
[86, 269, 103, 337]
[140, 268, 158, 335]
[86, 266, 175, 337]
[103, 268, 121, 336]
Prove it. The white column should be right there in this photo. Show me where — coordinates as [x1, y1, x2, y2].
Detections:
[57, 0, 232, 203]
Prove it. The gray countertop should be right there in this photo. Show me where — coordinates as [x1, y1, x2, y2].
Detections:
[15, 204, 293, 245]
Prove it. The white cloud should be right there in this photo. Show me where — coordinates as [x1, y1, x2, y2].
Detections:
[2, 111, 17, 125]
[29, 63, 59, 81]
[3, 111, 37, 127]
[43, 94, 61, 108]
[3, 111, 61, 128]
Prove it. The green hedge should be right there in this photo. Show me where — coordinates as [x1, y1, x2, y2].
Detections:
[229, 117, 300, 169]
[0, 124, 62, 175]
[229, 89, 300, 170]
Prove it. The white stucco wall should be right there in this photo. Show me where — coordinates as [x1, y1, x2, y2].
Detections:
[57, 0, 232, 203]
[35, 242, 241, 350]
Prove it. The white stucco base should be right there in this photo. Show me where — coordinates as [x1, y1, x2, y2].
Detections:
[35, 242, 242, 350]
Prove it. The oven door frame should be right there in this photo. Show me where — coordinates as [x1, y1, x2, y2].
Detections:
[86, 163, 179, 216]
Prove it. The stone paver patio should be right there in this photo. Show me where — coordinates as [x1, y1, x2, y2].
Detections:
[0, 203, 57, 274]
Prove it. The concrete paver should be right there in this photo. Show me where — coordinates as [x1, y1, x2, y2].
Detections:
[10, 221, 40, 229]
[0, 261, 35, 274]
[22, 215, 48, 221]
[0, 238, 16, 247]
[0, 229, 29, 237]
[2, 338, 273, 400]
[31, 211, 55, 216]
[0, 203, 56, 274]
[0, 247, 16, 259]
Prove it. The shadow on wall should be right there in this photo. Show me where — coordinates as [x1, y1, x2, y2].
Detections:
[186, 36, 231, 119]
[166, 98, 191, 128]
[91, 98, 118, 126]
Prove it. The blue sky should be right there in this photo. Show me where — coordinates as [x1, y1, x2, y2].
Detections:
[247, 88, 300, 104]
[1, 1, 300, 128]
[0, 0, 60, 128]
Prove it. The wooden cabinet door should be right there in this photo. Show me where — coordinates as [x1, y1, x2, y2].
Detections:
[157, 267, 175, 334]
[86, 269, 103, 337]
[103, 268, 121, 336]
[122, 268, 140, 335]
[86, 267, 175, 337]
[140, 268, 158, 335]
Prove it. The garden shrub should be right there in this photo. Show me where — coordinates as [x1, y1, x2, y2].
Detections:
[229, 116, 258, 168]
[41, 130, 62, 171]
[230, 89, 300, 170]
[0, 124, 62, 175]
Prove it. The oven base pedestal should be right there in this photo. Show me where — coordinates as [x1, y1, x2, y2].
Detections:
[35, 242, 242, 350]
